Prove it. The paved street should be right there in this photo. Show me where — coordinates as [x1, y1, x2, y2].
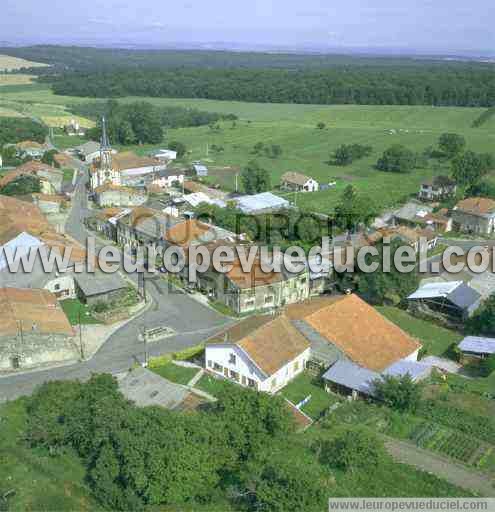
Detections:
[0, 160, 234, 402]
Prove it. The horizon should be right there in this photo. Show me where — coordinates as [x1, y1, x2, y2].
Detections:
[2, 0, 494, 57]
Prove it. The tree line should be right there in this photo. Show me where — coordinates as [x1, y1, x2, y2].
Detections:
[49, 65, 495, 107]
[69, 99, 237, 130]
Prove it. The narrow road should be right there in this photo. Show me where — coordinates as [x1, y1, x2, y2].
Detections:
[384, 437, 495, 497]
[0, 159, 235, 402]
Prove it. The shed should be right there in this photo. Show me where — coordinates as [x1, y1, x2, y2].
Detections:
[235, 192, 290, 215]
[74, 272, 128, 306]
[193, 164, 208, 177]
[322, 360, 379, 397]
[458, 336, 495, 364]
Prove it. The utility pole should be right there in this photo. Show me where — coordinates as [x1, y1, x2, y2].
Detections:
[235, 173, 239, 193]
[78, 309, 85, 360]
[142, 327, 149, 368]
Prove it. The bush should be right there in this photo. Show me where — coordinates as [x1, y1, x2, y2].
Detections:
[319, 426, 387, 472]
[373, 374, 422, 413]
[376, 145, 420, 173]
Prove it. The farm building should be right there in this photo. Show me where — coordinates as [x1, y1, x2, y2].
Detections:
[407, 281, 482, 323]
[280, 171, 319, 192]
[458, 336, 495, 365]
[74, 272, 129, 307]
[235, 192, 290, 214]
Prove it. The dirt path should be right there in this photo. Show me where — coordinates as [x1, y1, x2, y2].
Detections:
[384, 437, 495, 497]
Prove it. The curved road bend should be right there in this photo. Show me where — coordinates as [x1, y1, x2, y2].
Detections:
[0, 161, 235, 402]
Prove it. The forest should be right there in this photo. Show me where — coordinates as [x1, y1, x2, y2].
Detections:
[48, 65, 495, 107]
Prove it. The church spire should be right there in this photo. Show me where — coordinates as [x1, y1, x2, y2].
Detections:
[101, 116, 110, 149]
[99, 116, 113, 173]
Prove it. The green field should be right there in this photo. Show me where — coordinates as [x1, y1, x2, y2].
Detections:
[376, 307, 463, 357]
[1, 85, 494, 212]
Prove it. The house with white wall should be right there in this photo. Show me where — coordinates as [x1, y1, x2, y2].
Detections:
[281, 171, 319, 192]
[205, 314, 310, 393]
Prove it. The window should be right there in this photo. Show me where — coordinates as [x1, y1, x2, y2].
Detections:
[248, 378, 257, 389]
[214, 362, 223, 372]
[207, 360, 213, 368]
[229, 353, 236, 365]
[264, 295, 274, 304]
[241, 376, 247, 386]
[230, 370, 240, 382]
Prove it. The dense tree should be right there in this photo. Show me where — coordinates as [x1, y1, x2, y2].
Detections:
[357, 239, 420, 306]
[168, 140, 187, 158]
[438, 133, 466, 159]
[451, 150, 494, 189]
[87, 101, 163, 145]
[333, 144, 373, 166]
[0, 117, 47, 147]
[238, 443, 326, 512]
[0, 174, 41, 196]
[41, 149, 58, 166]
[241, 160, 270, 194]
[467, 295, 495, 336]
[373, 374, 422, 412]
[319, 426, 387, 473]
[317, 122, 326, 130]
[47, 62, 495, 108]
[376, 145, 419, 173]
[334, 185, 378, 231]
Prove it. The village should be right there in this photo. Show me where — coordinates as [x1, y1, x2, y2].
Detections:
[1, 112, 495, 501]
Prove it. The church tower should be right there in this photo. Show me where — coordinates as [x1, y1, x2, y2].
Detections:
[99, 116, 113, 174]
[91, 116, 120, 190]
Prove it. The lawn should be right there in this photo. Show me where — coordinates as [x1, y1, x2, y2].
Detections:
[0, 399, 99, 511]
[62, 167, 75, 182]
[1, 85, 494, 213]
[53, 133, 89, 150]
[60, 298, 100, 325]
[195, 373, 237, 396]
[376, 306, 463, 357]
[280, 371, 341, 420]
[150, 362, 200, 386]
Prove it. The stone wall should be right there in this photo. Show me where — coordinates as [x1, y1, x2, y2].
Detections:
[0, 332, 79, 372]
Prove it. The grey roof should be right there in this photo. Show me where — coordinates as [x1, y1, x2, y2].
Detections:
[322, 360, 379, 395]
[393, 201, 433, 222]
[383, 360, 432, 382]
[118, 367, 191, 409]
[448, 283, 481, 310]
[156, 168, 185, 178]
[459, 336, 495, 355]
[75, 271, 127, 297]
[74, 141, 100, 156]
[292, 319, 343, 365]
[236, 192, 290, 214]
[408, 281, 481, 311]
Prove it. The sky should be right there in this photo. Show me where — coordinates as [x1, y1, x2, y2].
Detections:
[2, 0, 494, 54]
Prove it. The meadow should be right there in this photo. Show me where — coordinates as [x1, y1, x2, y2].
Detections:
[1, 85, 494, 212]
[0, 54, 48, 71]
